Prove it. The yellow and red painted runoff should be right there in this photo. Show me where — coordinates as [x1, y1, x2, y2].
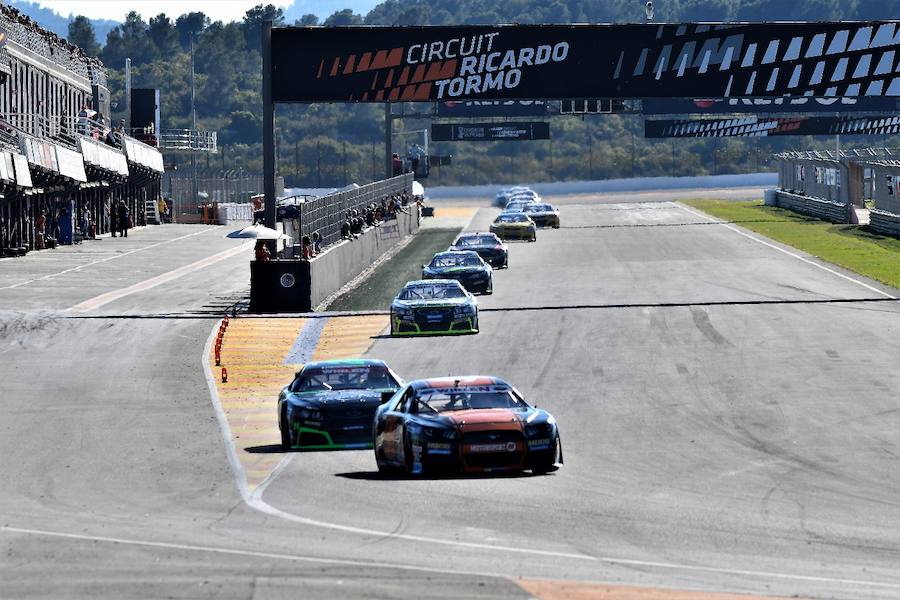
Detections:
[208, 315, 388, 492]
[515, 581, 803, 600]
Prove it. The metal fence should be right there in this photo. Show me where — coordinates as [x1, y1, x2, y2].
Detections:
[288, 173, 413, 246]
[163, 169, 285, 219]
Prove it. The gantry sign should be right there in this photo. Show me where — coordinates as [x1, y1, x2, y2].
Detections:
[271, 22, 900, 102]
[261, 21, 900, 229]
[646, 115, 900, 138]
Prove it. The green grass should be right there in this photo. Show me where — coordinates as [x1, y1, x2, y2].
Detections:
[328, 228, 463, 311]
[684, 199, 900, 290]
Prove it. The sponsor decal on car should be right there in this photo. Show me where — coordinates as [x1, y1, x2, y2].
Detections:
[466, 441, 520, 453]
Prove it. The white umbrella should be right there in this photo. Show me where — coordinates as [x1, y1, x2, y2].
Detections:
[411, 181, 425, 196]
[227, 224, 290, 240]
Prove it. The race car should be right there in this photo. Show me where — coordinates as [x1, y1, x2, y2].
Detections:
[373, 376, 563, 475]
[490, 212, 537, 242]
[449, 232, 508, 268]
[422, 250, 493, 294]
[522, 202, 561, 228]
[503, 199, 537, 213]
[494, 186, 536, 207]
[390, 280, 479, 335]
[278, 359, 403, 450]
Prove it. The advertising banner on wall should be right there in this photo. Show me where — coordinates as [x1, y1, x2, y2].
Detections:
[642, 97, 900, 115]
[432, 122, 550, 141]
[272, 22, 900, 102]
[645, 115, 900, 138]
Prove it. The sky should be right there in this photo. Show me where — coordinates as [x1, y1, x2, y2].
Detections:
[26, 0, 379, 23]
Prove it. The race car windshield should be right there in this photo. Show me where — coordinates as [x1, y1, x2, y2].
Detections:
[456, 236, 497, 247]
[496, 214, 528, 223]
[431, 254, 481, 268]
[524, 204, 553, 212]
[291, 365, 396, 392]
[417, 390, 527, 413]
[399, 284, 466, 300]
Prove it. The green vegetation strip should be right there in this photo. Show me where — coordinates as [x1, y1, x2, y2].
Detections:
[684, 200, 900, 290]
[328, 228, 463, 311]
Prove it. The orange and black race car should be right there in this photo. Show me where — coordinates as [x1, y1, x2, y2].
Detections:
[373, 376, 562, 475]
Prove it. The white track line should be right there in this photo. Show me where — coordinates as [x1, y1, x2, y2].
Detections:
[68, 242, 251, 312]
[0, 229, 213, 291]
[199, 322, 900, 589]
[4, 523, 900, 591]
[676, 202, 897, 299]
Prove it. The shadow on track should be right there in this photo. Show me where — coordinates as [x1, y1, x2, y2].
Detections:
[336, 470, 546, 481]
[245, 444, 369, 454]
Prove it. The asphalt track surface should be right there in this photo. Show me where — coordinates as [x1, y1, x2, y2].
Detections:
[2, 187, 900, 599]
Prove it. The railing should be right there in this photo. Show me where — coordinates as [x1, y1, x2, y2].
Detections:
[0, 11, 98, 81]
[152, 129, 218, 153]
[287, 173, 414, 246]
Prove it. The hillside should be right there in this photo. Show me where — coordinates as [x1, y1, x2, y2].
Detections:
[49, 1, 900, 186]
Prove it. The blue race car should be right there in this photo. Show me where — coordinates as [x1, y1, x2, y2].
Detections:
[449, 232, 508, 268]
[278, 359, 403, 450]
[390, 280, 479, 336]
[422, 250, 493, 294]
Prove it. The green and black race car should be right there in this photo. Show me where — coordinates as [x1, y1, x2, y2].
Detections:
[390, 280, 479, 336]
[278, 359, 403, 450]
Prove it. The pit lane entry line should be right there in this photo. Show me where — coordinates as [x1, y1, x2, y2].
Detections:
[201, 320, 900, 587]
[68, 241, 252, 312]
[676, 203, 897, 300]
[0, 228, 213, 291]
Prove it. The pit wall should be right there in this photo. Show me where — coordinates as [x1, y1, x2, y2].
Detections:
[308, 210, 419, 309]
[250, 209, 419, 313]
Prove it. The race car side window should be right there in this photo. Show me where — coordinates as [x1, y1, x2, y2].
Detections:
[395, 387, 414, 413]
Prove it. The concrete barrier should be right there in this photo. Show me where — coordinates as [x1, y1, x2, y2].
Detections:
[774, 191, 850, 224]
[869, 209, 900, 237]
[308, 210, 419, 309]
[426, 172, 778, 199]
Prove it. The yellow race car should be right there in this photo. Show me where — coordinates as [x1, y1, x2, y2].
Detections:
[489, 212, 537, 242]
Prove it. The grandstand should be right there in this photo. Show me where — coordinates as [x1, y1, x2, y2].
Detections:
[0, 3, 163, 255]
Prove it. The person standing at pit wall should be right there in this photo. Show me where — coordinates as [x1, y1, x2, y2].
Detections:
[117, 200, 130, 238]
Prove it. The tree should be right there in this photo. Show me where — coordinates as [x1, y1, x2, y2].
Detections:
[175, 12, 209, 50]
[294, 14, 318, 26]
[148, 14, 179, 56]
[324, 9, 363, 26]
[67, 16, 100, 56]
[242, 4, 285, 50]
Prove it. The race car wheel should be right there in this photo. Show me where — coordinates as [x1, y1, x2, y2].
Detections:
[280, 409, 292, 450]
[403, 431, 416, 476]
[375, 443, 393, 474]
[532, 437, 562, 474]
[529, 234, 537, 242]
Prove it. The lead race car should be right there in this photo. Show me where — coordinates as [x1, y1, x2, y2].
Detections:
[449, 232, 508, 268]
[278, 359, 403, 450]
[390, 280, 479, 335]
[421, 250, 493, 294]
[373, 376, 562, 475]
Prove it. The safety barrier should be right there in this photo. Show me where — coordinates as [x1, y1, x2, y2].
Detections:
[284, 173, 414, 247]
